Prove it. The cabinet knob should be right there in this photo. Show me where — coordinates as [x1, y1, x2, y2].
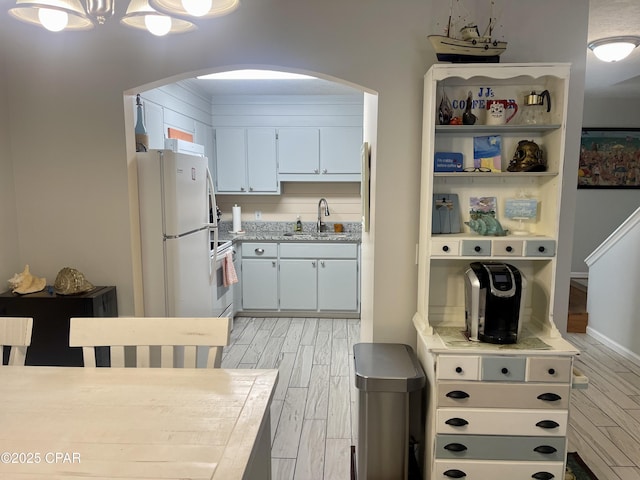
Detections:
[445, 417, 469, 427]
[506, 246, 513, 252]
[272, 261, 276, 267]
[249, 187, 254, 191]
[241, 186, 246, 191]
[444, 443, 467, 452]
[314, 169, 319, 174]
[536, 420, 560, 429]
[537, 392, 562, 402]
[443, 470, 467, 478]
[455, 366, 463, 373]
[443, 245, 450, 252]
[322, 169, 328, 174]
[474, 245, 481, 252]
[548, 368, 556, 375]
[320, 261, 325, 267]
[445, 390, 469, 399]
[255, 248, 265, 255]
[501, 367, 509, 375]
[312, 261, 316, 267]
[533, 445, 557, 455]
[532, 472, 555, 480]
[538, 246, 546, 252]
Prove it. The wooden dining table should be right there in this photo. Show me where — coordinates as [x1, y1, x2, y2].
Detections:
[0, 366, 278, 479]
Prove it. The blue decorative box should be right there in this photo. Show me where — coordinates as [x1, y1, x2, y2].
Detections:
[434, 152, 463, 172]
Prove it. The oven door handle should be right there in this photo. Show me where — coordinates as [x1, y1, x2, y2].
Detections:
[210, 228, 218, 282]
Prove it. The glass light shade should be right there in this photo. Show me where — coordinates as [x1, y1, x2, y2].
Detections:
[181, 0, 212, 17]
[38, 7, 68, 31]
[588, 36, 640, 62]
[144, 14, 171, 36]
[149, 0, 238, 19]
[121, 0, 196, 34]
[8, 0, 94, 31]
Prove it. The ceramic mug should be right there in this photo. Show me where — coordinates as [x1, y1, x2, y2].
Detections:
[486, 99, 518, 125]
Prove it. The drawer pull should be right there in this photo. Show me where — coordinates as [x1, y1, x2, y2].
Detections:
[445, 390, 470, 399]
[442, 245, 450, 252]
[444, 443, 467, 452]
[537, 392, 562, 402]
[538, 246, 546, 253]
[532, 473, 554, 480]
[534, 445, 557, 455]
[501, 367, 509, 375]
[445, 417, 469, 427]
[548, 368, 556, 375]
[474, 245, 481, 252]
[443, 470, 467, 478]
[255, 248, 265, 255]
[536, 420, 560, 429]
[455, 366, 463, 374]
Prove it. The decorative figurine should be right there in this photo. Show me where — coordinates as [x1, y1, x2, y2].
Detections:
[438, 90, 453, 125]
[7, 264, 46, 294]
[508, 140, 546, 172]
[465, 196, 508, 236]
[53, 267, 95, 295]
[462, 91, 477, 125]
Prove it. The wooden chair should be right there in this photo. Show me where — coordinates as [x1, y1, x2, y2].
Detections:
[69, 317, 231, 368]
[0, 317, 33, 366]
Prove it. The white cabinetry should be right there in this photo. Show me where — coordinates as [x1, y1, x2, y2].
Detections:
[278, 127, 362, 181]
[414, 63, 579, 479]
[241, 243, 278, 310]
[215, 128, 279, 194]
[140, 98, 165, 150]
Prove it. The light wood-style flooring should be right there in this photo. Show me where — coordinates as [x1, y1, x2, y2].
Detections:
[222, 317, 640, 480]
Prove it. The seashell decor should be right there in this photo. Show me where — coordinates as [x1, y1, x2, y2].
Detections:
[7, 264, 46, 294]
[54, 267, 95, 295]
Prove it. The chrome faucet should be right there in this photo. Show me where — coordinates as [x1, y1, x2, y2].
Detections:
[317, 198, 330, 232]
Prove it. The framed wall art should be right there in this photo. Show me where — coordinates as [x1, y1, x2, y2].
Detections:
[578, 128, 640, 188]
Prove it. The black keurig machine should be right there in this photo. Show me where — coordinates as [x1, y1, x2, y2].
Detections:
[464, 262, 526, 344]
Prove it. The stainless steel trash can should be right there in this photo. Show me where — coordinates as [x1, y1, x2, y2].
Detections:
[353, 343, 425, 480]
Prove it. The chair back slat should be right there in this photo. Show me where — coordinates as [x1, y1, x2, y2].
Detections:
[1, 317, 33, 366]
[69, 317, 231, 369]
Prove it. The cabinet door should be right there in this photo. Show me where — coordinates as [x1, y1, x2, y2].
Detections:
[242, 258, 278, 309]
[247, 128, 278, 192]
[215, 128, 247, 193]
[279, 259, 317, 310]
[318, 259, 358, 311]
[320, 127, 363, 174]
[195, 122, 214, 173]
[278, 127, 320, 174]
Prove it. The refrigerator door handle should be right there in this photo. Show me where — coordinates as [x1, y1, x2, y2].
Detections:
[210, 227, 218, 280]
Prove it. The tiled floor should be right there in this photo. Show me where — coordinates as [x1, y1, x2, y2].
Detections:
[222, 317, 640, 480]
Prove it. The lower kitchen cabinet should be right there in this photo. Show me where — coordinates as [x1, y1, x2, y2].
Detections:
[240, 241, 360, 313]
[241, 243, 278, 310]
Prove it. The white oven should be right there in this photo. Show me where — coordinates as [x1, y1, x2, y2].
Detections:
[212, 240, 234, 318]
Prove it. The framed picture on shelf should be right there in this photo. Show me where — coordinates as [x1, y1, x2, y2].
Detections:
[578, 128, 640, 189]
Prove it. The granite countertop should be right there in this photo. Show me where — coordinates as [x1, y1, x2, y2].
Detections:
[217, 221, 361, 243]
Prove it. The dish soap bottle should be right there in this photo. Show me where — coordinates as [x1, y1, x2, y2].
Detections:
[295, 215, 302, 232]
[135, 94, 149, 152]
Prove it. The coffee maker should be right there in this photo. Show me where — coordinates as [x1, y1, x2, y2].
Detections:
[464, 262, 526, 344]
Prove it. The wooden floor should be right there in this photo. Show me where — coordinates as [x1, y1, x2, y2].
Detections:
[222, 317, 640, 480]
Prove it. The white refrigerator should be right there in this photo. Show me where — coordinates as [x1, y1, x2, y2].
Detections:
[137, 149, 218, 319]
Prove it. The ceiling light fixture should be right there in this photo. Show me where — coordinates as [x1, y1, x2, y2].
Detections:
[8, 0, 237, 35]
[197, 70, 316, 80]
[588, 36, 640, 62]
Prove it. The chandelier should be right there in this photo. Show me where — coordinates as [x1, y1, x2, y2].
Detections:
[8, 0, 239, 36]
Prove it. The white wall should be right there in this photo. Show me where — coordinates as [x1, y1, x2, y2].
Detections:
[0, 0, 589, 345]
[572, 97, 640, 276]
[585, 208, 640, 361]
[0, 46, 19, 284]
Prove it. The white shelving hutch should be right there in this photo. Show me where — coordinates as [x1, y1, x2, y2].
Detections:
[413, 63, 582, 480]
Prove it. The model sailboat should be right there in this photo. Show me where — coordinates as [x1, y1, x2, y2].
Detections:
[428, 0, 507, 63]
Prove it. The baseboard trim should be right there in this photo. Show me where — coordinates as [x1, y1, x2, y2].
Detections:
[586, 326, 640, 367]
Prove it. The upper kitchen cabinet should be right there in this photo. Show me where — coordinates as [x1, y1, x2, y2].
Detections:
[140, 98, 165, 150]
[215, 127, 279, 195]
[278, 126, 363, 182]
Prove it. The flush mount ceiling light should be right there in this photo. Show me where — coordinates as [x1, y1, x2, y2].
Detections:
[149, 0, 239, 19]
[588, 36, 640, 62]
[8, 0, 237, 35]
